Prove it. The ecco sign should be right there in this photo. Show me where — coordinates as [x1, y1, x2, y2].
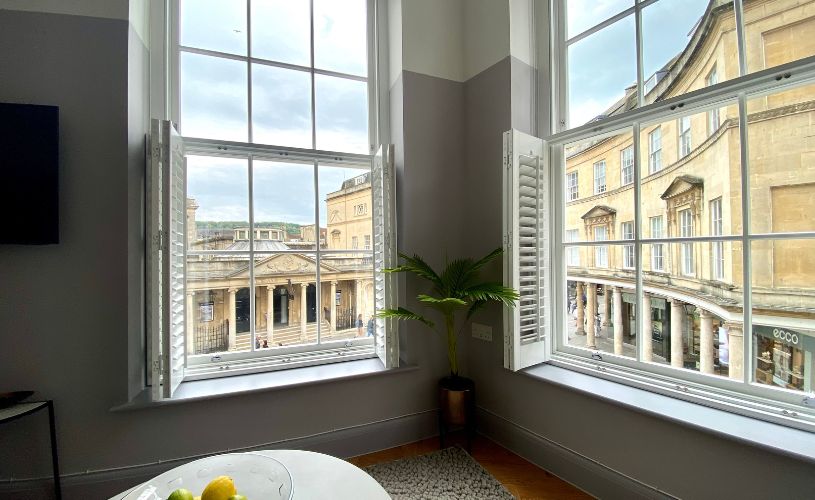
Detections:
[773, 328, 799, 346]
[754, 325, 807, 349]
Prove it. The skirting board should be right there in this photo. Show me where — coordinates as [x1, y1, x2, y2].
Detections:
[476, 407, 679, 500]
[1, 410, 439, 500]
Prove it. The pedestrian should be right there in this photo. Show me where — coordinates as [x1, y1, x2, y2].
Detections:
[367, 317, 375, 337]
[356, 313, 364, 337]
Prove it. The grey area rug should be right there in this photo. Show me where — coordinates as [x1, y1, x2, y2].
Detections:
[364, 446, 515, 500]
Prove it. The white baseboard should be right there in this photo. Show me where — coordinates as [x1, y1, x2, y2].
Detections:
[476, 406, 679, 500]
[1, 410, 438, 500]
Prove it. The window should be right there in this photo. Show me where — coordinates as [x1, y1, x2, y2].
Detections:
[147, 0, 398, 399]
[707, 66, 720, 136]
[649, 216, 664, 272]
[594, 225, 608, 268]
[648, 127, 662, 173]
[593, 160, 607, 194]
[622, 221, 634, 269]
[566, 171, 579, 200]
[679, 209, 694, 276]
[678, 116, 692, 158]
[711, 198, 724, 280]
[620, 146, 633, 186]
[566, 229, 580, 266]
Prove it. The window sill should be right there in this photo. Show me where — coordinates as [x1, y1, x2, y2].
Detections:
[522, 363, 815, 464]
[113, 359, 417, 410]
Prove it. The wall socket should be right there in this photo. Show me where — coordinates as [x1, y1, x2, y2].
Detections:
[472, 323, 492, 342]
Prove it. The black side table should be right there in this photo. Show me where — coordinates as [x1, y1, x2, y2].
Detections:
[0, 401, 61, 499]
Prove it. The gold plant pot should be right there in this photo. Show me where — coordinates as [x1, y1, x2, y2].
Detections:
[438, 376, 475, 427]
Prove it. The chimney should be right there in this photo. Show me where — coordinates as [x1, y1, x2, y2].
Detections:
[186, 198, 199, 244]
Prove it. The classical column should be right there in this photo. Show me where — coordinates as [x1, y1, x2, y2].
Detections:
[613, 287, 624, 355]
[227, 288, 237, 351]
[355, 279, 364, 318]
[670, 299, 684, 368]
[642, 294, 653, 362]
[586, 284, 597, 348]
[330, 281, 338, 332]
[699, 308, 714, 374]
[300, 282, 308, 340]
[186, 291, 195, 355]
[575, 282, 585, 335]
[266, 285, 275, 343]
[602, 285, 612, 327]
[726, 322, 744, 380]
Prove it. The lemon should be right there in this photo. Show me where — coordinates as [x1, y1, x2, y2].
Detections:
[167, 489, 194, 500]
[201, 476, 237, 500]
[227, 496, 248, 500]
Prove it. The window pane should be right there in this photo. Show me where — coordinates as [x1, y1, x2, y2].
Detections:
[320, 165, 372, 251]
[641, 0, 726, 105]
[251, 0, 311, 66]
[643, 242, 743, 377]
[747, 83, 815, 234]
[319, 252, 375, 341]
[752, 239, 815, 393]
[639, 106, 741, 237]
[567, 15, 636, 128]
[566, 0, 632, 39]
[313, 0, 368, 76]
[180, 53, 248, 142]
[180, 0, 246, 56]
[186, 156, 249, 250]
[745, 3, 815, 75]
[253, 253, 318, 347]
[315, 75, 369, 154]
[186, 265, 251, 355]
[252, 65, 312, 148]
[253, 161, 315, 249]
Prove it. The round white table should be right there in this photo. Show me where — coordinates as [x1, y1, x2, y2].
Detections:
[114, 449, 389, 499]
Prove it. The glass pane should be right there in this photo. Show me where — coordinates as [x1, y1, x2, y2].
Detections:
[641, 0, 727, 105]
[186, 156, 249, 250]
[320, 252, 375, 341]
[752, 239, 815, 393]
[252, 65, 312, 148]
[180, 0, 246, 55]
[315, 74, 369, 153]
[313, 0, 368, 76]
[319, 165, 372, 251]
[639, 106, 741, 237]
[566, 0, 632, 39]
[253, 160, 315, 251]
[643, 242, 742, 377]
[180, 53, 248, 142]
[186, 263, 251, 355]
[565, 252, 636, 360]
[251, 0, 311, 66]
[747, 83, 815, 234]
[568, 15, 636, 128]
[745, 3, 815, 74]
[253, 253, 318, 347]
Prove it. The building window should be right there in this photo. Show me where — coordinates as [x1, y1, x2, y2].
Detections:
[566, 229, 580, 266]
[648, 127, 662, 173]
[620, 146, 633, 186]
[679, 208, 694, 276]
[594, 225, 608, 268]
[622, 221, 634, 269]
[593, 160, 607, 194]
[352, 236, 358, 249]
[678, 116, 692, 158]
[649, 216, 664, 272]
[707, 66, 720, 136]
[566, 171, 579, 200]
[364, 234, 371, 250]
[711, 198, 724, 280]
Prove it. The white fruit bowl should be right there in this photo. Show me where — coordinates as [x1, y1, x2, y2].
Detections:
[122, 453, 293, 500]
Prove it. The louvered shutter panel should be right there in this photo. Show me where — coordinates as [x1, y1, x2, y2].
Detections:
[372, 144, 399, 368]
[148, 119, 187, 399]
[503, 130, 549, 370]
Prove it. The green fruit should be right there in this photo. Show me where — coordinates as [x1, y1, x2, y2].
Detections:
[227, 496, 248, 500]
[167, 489, 194, 500]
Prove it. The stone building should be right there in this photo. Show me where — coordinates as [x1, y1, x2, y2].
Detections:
[565, 0, 815, 392]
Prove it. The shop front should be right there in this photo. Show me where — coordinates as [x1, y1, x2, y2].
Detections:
[754, 325, 815, 392]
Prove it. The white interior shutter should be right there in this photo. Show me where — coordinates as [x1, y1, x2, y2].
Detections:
[372, 144, 399, 368]
[503, 129, 549, 370]
[147, 119, 186, 399]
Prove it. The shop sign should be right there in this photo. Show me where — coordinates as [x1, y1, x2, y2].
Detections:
[753, 325, 815, 350]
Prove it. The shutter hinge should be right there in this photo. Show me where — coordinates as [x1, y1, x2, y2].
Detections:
[153, 356, 162, 376]
[153, 231, 164, 251]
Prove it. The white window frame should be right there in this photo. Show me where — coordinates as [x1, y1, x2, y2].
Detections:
[594, 225, 608, 268]
[352, 236, 359, 249]
[364, 234, 371, 250]
[566, 170, 579, 200]
[649, 216, 664, 272]
[648, 127, 662, 173]
[707, 66, 720, 135]
[620, 146, 634, 186]
[541, 0, 815, 432]
[593, 160, 607, 194]
[679, 209, 694, 276]
[622, 221, 634, 269]
[678, 115, 692, 158]
[711, 198, 724, 280]
[566, 229, 580, 266]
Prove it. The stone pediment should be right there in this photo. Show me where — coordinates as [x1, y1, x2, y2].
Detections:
[581, 205, 617, 221]
[228, 254, 338, 279]
[660, 175, 703, 200]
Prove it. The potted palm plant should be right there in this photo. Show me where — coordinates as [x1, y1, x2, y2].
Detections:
[378, 248, 518, 442]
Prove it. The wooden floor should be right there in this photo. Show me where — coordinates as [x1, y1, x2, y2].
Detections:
[348, 433, 593, 500]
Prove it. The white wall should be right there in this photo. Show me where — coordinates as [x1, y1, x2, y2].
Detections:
[0, 0, 128, 19]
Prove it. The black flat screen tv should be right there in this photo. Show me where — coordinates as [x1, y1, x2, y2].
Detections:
[0, 102, 59, 244]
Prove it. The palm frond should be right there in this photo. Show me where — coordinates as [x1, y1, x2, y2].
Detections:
[469, 248, 503, 274]
[465, 299, 487, 320]
[417, 295, 467, 306]
[461, 282, 519, 307]
[385, 253, 443, 290]
[439, 258, 475, 295]
[377, 307, 434, 328]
